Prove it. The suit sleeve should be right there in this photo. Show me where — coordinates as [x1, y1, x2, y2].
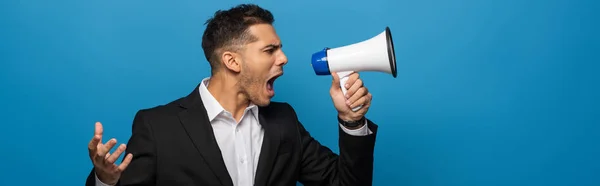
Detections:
[86, 110, 157, 186]
[288, 104, 379, 186]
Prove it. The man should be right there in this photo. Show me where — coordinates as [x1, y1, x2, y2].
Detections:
[86, 4, 378, 186]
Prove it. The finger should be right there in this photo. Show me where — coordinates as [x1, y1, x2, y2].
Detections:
[330, 72, 342, 93]
[88, 134, 101, 154]
[331, 72, 340, 86]
[106, 144, 126, 164]
[362, 93, 373, 109]
[95, 122, 103, 140]
[350, 96, 368, 109]
[357, 93, 373, 113]
[347, 87, 367, 105]
[345, 79, 363, 99]
[343, 72, 359, 90]
[95, 138, 117, 162]
[117, 153, 134, 172]
[88, 122, 104, 153]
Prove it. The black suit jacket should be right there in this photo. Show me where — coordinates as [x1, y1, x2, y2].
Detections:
[86, 84, 379, 186]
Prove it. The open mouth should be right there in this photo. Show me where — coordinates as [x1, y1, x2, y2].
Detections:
[266, 73, 283, 96]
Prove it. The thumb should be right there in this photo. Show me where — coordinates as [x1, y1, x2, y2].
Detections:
[331, 72, 341, 90]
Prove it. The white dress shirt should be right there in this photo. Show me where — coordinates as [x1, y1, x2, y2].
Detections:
[96, 77, 372, 186]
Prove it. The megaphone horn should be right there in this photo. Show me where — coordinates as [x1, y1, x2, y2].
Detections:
[311, 26, 397, 112]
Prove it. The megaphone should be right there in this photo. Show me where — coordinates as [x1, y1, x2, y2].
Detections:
[311, 27, 397, 111]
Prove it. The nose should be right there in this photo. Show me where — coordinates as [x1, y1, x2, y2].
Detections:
[276, 50, 288, 66]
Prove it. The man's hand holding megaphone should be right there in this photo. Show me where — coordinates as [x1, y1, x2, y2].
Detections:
[312, 27, 397, 121]
[330, 71, 372, 129]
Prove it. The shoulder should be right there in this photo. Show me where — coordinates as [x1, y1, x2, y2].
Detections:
[131, 96, 187, 122]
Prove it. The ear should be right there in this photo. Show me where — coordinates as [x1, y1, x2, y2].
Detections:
[221, 51, 242, 73]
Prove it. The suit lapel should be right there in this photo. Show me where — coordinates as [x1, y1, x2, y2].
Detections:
[177, 85, 234, 186]
[254, 106, 282, 186]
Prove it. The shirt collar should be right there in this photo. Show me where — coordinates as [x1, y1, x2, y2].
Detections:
[198, 77, 259, 122]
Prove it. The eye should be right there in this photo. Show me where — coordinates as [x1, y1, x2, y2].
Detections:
[265, 48, 276, 54]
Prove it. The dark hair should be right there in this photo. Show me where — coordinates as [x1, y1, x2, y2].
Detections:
[201, 4, 275, 74]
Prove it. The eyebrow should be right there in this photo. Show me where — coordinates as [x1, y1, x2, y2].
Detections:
[262, 43, 283, 50]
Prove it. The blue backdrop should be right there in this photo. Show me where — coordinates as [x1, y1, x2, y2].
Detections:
[1, 0, 598, 185]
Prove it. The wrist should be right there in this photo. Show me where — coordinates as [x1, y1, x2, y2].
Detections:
[338, 115, 366, 129]
[338, 113, 363, 122]
[95, 168, 117, 185]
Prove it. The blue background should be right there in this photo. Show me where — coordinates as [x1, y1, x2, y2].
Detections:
[1, 0, 598, 185]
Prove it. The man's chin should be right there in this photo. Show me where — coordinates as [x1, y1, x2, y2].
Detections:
[256, 101, 271, 107]
[254, 98, 271, 107]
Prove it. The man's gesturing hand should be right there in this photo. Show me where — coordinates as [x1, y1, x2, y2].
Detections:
[88, 122, 133, 185]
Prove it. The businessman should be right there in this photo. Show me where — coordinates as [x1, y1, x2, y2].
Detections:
[86, 4, 378, 186]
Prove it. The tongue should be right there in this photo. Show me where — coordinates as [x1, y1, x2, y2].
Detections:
[267, 82, 273, 90]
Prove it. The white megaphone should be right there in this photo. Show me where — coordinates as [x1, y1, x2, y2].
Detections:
[311, 27, 397, 112]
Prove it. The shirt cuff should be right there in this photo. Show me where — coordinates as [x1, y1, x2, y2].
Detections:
[339, 119, 373, 136]
[95, 173, 114, 186]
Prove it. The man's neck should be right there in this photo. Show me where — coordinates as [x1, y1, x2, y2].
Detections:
[206, 73, 250, 122]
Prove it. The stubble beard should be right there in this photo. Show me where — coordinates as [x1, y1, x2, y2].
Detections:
[239, 64, 270, 107]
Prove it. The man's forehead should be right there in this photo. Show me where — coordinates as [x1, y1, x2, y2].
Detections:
[248, 24, 281, 45]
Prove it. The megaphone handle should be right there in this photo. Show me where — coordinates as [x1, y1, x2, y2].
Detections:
[337, 71, 363, 112]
